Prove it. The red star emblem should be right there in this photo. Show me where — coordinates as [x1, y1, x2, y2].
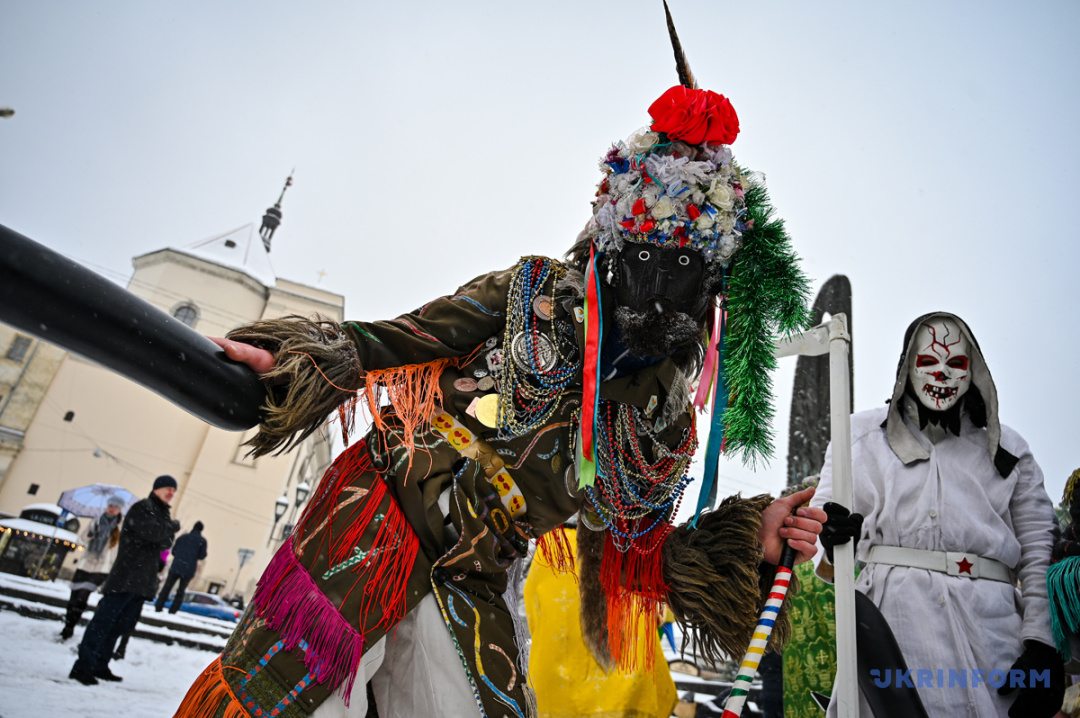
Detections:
[956, 557, 974, 574]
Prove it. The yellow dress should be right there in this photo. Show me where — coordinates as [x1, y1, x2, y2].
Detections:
[524, 529, 678, 718]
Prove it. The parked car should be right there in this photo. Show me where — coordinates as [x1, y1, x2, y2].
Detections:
[152, 591, 240, 622]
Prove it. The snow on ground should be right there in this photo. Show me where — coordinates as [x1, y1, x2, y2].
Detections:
[0, 573, 236, 640]
[0, 604, 215, 718]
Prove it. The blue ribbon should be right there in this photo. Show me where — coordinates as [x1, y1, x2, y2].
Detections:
[691, 302, 728, 527]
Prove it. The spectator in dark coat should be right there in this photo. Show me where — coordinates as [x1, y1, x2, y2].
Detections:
[155, 521, 207, 613]
[69, 475, 179, 685]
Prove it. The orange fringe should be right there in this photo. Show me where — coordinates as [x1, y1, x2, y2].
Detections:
[360, 358, 453, 467]
[356, 343, 487, 468]
[535, 527, 577, 576]
[600, 531, 670, 672]
[172, 657, 247, 718]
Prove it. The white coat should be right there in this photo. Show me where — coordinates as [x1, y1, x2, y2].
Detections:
[812, 403, 1056, 718]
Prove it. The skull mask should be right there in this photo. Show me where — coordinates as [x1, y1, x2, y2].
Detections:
[907, 317, 972, 412]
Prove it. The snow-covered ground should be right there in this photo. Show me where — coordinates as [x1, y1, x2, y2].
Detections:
[0, 604, 215, 718]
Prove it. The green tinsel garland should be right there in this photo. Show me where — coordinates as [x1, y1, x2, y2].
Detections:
[723, 175, 811, 466]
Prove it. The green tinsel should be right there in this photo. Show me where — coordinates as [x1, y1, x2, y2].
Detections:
[722, 175, 811, 466]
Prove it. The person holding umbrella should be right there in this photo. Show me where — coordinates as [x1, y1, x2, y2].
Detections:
[59, 494, 126, 640]
[69, 475, 179, 685]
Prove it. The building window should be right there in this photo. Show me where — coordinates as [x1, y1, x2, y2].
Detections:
[172, 304, 199, 328]
[27, 483, 39, 495]
[233, 429, 258, 467]
[6, 335, 31, 363]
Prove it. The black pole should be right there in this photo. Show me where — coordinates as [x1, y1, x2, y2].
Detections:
[0, 223, 265, 431]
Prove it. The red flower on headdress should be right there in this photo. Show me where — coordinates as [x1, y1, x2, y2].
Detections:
[648, 86, 740, 146]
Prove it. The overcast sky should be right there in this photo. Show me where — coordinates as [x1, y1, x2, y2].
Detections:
[2, 1, 1078, 512]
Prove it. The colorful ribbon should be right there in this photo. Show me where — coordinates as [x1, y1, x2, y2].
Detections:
[691, 289, 728, 526]
[578, 246, 602, 489]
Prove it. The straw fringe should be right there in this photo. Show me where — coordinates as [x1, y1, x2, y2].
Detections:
[577, 525, 613, 670]
[227, 316, 364, 458]
[662, 494, 791, 666]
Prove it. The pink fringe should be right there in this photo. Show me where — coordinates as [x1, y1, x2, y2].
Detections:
[251, 544, 365, 703]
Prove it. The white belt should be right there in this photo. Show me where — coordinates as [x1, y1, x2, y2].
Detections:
[868, 545, 1013, 583]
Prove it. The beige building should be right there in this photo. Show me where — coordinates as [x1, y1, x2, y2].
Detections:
[0, 191, 345, 600]
[0, 330, 66, 490]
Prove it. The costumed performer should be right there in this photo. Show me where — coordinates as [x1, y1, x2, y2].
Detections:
[1048, 468, 1080, 716]
[813, 312, 1064, 717]
[175, 9, 826, 718]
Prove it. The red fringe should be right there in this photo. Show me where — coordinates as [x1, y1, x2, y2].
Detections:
[356, 498, 419, 631]
[250, 456, 419, 699]
[172, 657, 247, 718]
[293, 439, 373, 547]
[600, 527, 671, 672]
[535, 526, 577, 576]
[327, 477, 390, 566]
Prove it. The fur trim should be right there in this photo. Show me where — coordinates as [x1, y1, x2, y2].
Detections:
[662, 494, 796, 666]
[576, 521, 613, 670]
[227, 315, 364, 457]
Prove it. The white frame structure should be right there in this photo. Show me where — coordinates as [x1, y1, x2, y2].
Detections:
[774, 313, 857, 718]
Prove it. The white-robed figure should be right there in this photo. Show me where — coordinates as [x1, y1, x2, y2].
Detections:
[812, 312, 1064, 718]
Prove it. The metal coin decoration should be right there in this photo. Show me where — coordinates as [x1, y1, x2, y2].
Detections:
[453, 377, 478, 392]
[474, 393, 500, 428]
[532, 294, 552, 321]
[473, 368, 489, 379]
[579, 507, 606, 532]
[477, 376, 496, 391]
[564, 466, 581, 498]
[510, 331, 558, 373]
[551, 452, 563, 473]
[485, 348, 505, 376]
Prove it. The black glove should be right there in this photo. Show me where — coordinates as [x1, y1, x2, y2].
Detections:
[819, 501, 863, 563]
[997, 640, 1064, 718]
[1052, 523, 1080, 562]
[1051, 538, 1080, 563]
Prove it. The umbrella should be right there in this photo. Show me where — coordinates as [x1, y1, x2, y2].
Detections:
[58, 483, 136, 518]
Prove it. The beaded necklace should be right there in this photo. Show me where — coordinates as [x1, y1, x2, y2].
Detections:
[588, 399, 697, 552]
[496, 257, 580, 440]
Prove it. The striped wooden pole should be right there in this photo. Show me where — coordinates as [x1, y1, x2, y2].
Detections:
[720, 543, 797, 718]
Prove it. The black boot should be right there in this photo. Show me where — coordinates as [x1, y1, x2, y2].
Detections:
[69, 668, 98, 685]
[95, 667, 123, 682]
[113, 631, 130, 660]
